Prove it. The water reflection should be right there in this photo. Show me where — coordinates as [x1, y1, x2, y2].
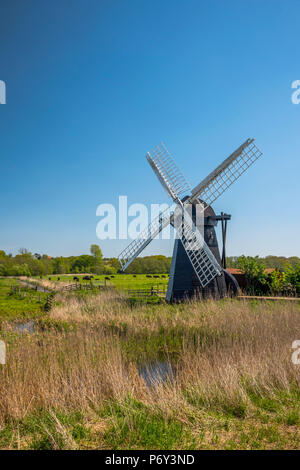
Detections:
[13, 321, 35, 333]
[138, 361, 174, 388]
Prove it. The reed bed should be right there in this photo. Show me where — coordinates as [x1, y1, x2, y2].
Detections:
[0, 292, 299, 449]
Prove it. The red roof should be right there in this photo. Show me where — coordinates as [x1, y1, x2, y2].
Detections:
[226, 267, 276, 275]
[226, 268, 243, 274]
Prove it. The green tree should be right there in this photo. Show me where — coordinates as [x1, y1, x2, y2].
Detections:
[267, 270, 288, 296]
[71, 255, 95, 273]
[287, 267, 300, 295]
[90, 244, 103, 261]
[52, 258, 66, 274]
[103, 264, 117, 275]
[90, 244, 103, 274]
[237, 256, 267, 295]
[0, 264, 7, 276]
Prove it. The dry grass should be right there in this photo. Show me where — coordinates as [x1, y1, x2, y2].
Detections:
[0, 291, 299, 449]
[20, 276, 69, 291]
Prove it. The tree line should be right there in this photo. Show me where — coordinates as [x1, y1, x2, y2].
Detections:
[0, 246, 172, 276]
[0, 248, 299, 296]
[227, 255, 300, 271]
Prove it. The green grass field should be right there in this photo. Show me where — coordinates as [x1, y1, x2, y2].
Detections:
[0, 278, 48, 320]
[37, 273, 169, 290]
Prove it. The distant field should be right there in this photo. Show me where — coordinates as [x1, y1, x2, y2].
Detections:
[37, 273, 169, 290]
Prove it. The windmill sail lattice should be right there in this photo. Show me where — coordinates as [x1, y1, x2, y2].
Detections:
[146, 146, 221, 287]
[190, 139, 262, 205]
[146, 143, 191, 203]
[118, 138, 262, 299]
[118, 206, 173, 272]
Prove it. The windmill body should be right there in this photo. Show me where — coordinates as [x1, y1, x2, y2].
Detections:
[118, 139, 262, 302]
[167, 202, 230, 301]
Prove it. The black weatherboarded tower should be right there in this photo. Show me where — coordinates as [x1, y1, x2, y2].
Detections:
[166, 202, 238, 301]
[118, 139, 262, 302]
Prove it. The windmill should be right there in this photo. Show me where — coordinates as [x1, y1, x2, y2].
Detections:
[118, 138, 263, 301]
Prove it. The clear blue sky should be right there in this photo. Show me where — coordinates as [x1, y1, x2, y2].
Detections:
[0, 0, 299, 258]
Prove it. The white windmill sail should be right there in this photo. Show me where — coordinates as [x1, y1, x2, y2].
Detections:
[190, 138, 262, 205]
[119, 143, 189, 271]
[146, 143, 191, 203]
[118, 206, 173, 271]
[146, 148, 221, 286]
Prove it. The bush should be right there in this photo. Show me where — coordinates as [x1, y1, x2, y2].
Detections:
[237, 256, 267, 295]
[7, 263, 32, 276]
[103, 265, 117, 275]
[286, 267, 300, 296]
[0, 264, 7, 276]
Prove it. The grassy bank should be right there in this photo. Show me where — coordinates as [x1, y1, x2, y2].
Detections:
[0, 279, 299, 449]
[0, 278, 48, 320]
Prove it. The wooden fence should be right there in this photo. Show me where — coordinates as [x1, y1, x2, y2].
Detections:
[127, 286, 167, 298]
[44, 283, 107, 310]
[60, 282, 112, 292]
